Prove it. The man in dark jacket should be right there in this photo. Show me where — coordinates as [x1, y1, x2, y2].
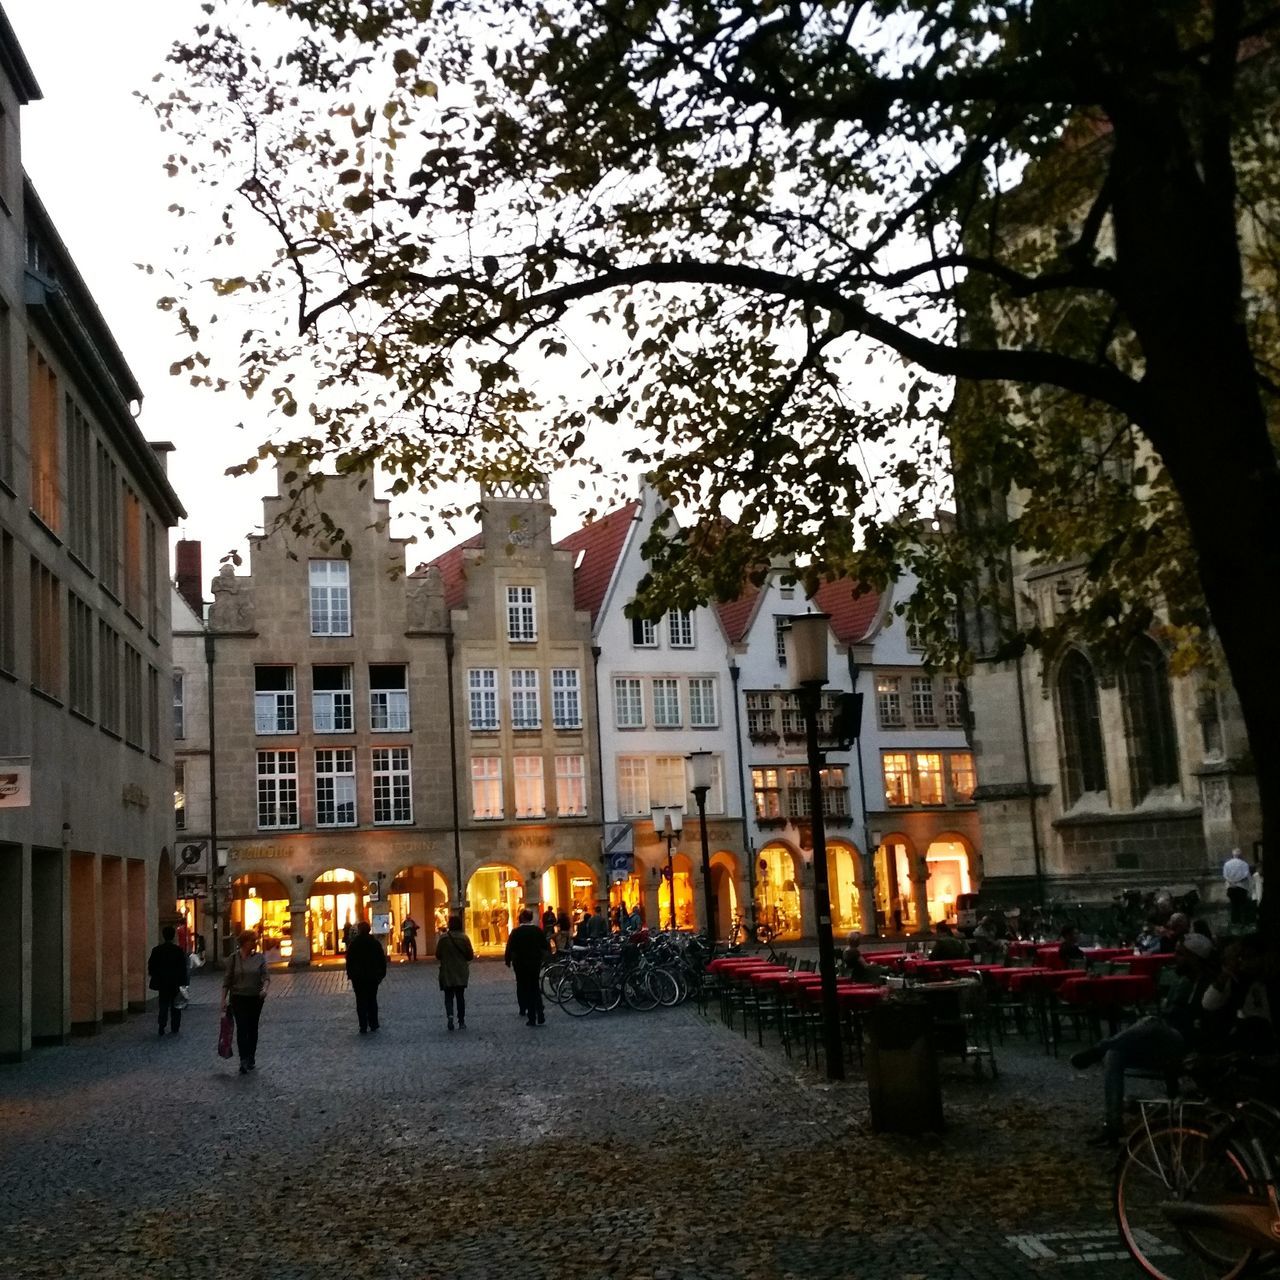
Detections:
[148, 925, 189, 1036]
[345, 921, 388, 1034]
[505, 909, 551, 1027]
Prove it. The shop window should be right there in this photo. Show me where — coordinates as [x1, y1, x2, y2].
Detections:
[506, 585, 536, 643]
[667, 609, 694, 648]
[653, 677, 681, 728]
[255, 666, 296, 734]
[309, 560, 351, 636]
[471, 755, 503, 820]
[468, 667, 499, 731]
[555, 754, 587, 816]
[613, 677, 643, 728]
[510, 668, 541, 729]
[551, 667, 581, 729]
[1122, 637, 1180, 800]
[882, 752, 912, 806]
[316, 748, 357, 827]
[688, 677, 718, 728]
[916, 752, 944, 805]
[313, 665, 353, 733]
[173, 671, 185, 739]
[950, 751, 976, 803]
[373, 747, 413, 824]
[513, 755, 546, 818]
[752, 768, 782, 819]
[631, 614, 657, 647]
[370, 664, 410, 731]
[877, 676, 903, 728]
[617, 756, 650, 816]
[911, 676, 936, 725]
[1058, 649, 1107, 804]
[257, 750, 299, 829]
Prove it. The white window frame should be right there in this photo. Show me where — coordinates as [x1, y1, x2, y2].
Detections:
[256, 750, 299, 830]
[652, 677, 681, 728]
[667, 609, 694, 648]
[910, 675, 936, 726]
[172, 671, 185, 740]
[688, 676, 719, 728]
[369, 665, 410, 732]
[372, 746, 413, 825]
[883, 752, 913, 807]
[555, 754, 587, 817]
[315, 748, 357, 827]
[551, 667, 582, 730]
[254, 667, 296, 735]
[313, 666, 354, 733]
[510, 668, 541, 730]
[617, 756, 650, 817]
[471, 756, 503, 820]
[876, 676, 903, 728]
[309, 559, 351, 637]
[631, 615, 657, 648]
[916, 751, 945, 806]
[613, 677, 644, 729]
[652, 755, 688, 809]
[943, 676, 964, 728]
[513, 754, 546, 819]
[505, 585, 536, 643]
[468, 667, 499, 731]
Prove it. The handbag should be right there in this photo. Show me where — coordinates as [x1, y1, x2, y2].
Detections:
[217, 1011, 234, 1059]
[174, 987, 190, 1012]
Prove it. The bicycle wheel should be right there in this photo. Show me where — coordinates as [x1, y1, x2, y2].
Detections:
[648, 967, 681, 1008]
[541, 960, 569, 1002]
[555, 970, 596, 1017]
[622, 971, 658, 1012]
[591, 969, 623, 1012]
[1114, 1120, 1258, 1279]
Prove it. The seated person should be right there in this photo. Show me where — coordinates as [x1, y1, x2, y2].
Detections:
[841, 932, 882, 983]
[1157, 911, 1190, 954]
[927, 922, 969, 961]
[1202, 934, 1275, 1053]
[1070, 932, 1225, 1145]
[1058, 924, 1085, 965]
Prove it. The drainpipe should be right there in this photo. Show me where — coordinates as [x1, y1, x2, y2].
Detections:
[591, 644, 608, 911]
[203, 630, 221, 969]
[729, 660, 757, 917]
[444, 633, 463, 909]
[1015, 651, 1046, 907]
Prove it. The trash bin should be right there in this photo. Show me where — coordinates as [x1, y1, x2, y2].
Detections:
[865, 999, 944, 1135]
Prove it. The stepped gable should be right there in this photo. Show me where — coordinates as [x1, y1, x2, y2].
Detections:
[415, 531, 484, 611]
[554, 500, 641, 622]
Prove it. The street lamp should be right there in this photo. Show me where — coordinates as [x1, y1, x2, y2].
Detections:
[786, 612, 845, 1082]
[687, 750, 716, 944]
[650, 805, 683, 931]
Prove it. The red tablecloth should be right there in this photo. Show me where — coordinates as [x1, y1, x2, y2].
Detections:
[1083, 947, 1138, 963]
[900, 958, 972, 978]
[984, 966, 1055, 993]
[1057, 973, 1157, 1006]
[1033, 944, 1069, 970]
[1006, 940, 1039, 959]
[1117, 952, 1177, 978]
[747, 967, 796, 986]
[837, 985, 888, 1011]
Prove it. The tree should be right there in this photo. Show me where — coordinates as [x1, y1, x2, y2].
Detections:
[153, 0, 1280, 931]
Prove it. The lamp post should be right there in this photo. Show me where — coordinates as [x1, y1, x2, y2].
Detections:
[687, 750, 716, 944]
[786, 612, 845, 1082]
[650, 806, 683, 931]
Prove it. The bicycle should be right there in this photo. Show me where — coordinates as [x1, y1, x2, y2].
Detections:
[1113, 1055, 1280, 1279]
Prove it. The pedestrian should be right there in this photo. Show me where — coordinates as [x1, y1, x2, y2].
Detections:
[400, 913, 420, 962]
[588, 909, 608, 941]
[1223, 848, 1252, 925]
[575, 910, 593, 945]
[505, 908, 551, 1027]
[542, 906, 557, 936]
[148, 925, 189, 1037]
[627, 902, 643, 933]
[345, 920, 388, 1034]
[220, 930, 270, 1074]
[556, 907, 572, 954]
[436, 915, 475, 1031]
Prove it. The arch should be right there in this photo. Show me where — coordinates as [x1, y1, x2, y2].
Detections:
[873, 833, 917, 935]
[709, 851, 739, 942]
[540, 859, 600, 923]
[466, 863, 524, 953]
[1121, 636, 1180, 800]
[755, 842, 801, 940]
[388, 864, 452, 951]
[922, 836, 974, 927]
[229, 872, 291, 962]
[307, 867, 369, 958]
[824, 840, 863, 936]
[1057, 648, 1108, 804]
[656, 852, 697, 932]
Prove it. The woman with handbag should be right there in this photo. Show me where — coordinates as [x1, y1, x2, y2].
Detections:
[220, 930, 270, 1073]
[436, 915, 475, 1031]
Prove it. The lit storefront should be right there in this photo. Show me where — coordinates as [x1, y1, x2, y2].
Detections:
[826, 843, 863, 935]
[710, 852, 738, 941]
[754, 844, 801, 940]
[229, 873, 292, 960]
[655, 852, 695, 931]
[308, 868, 368, 957]
[467, 863, 523, 952]
[924, 839, 972, 925]
[540, 860, 599, 924]
[387, 864, 450, 955]
[874, 839, 917, 934]
[608, 873, 644, 921]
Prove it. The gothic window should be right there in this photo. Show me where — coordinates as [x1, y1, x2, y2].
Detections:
[1122, 638, 1180, 800]
[1058, 650, 1107, 805]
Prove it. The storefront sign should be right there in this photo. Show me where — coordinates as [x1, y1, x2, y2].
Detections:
[0, 757, 31, 808]
[228, 845, 296, 861]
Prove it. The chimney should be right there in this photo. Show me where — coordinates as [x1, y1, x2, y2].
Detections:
[175, 540, 204, 618]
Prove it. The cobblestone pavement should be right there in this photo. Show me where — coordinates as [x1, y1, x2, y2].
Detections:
[0, 962, 1153, 1279]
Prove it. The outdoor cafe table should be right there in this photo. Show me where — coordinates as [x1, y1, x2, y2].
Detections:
[1055, 972, 1158, 1038]
[899, 958, 979, 980]
[746, 967, 799, 987]
[983, 965, 1057, 993]
[1083, 947, 1138, 963]
[707, 957, 774, 975]
[1006, 940, 1039, 960]
[1115, 952, 1178, 978]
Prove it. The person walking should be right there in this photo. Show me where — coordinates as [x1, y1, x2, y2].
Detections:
[148, 925, 189, 1037]
[1223, 849, 1253, 925]
[220, 930, 270, 1074]
[505, 908, 551, 1027]
[555, 907, 572, 955]
[400, 914, 420, 962]
[345, 920, 388, 1034]
[436, 915, 475, 1030]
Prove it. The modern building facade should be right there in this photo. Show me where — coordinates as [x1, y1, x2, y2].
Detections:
[0, 13, 185, 1059]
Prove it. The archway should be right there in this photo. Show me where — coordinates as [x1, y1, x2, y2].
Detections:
[388, 864, 451, 958]
[825, 842, 863, 936]
[540, 860, 599, 927]
[755, 844, 801, 940]
[657, 852, 696, 931]
[229, 873, 292, 962]
[710, 851, 739, 943]
[466, 863, 523, 953]
[307, 868, 368, 957]
[924, 835, 974, 927]
[873, 835, 917, 934]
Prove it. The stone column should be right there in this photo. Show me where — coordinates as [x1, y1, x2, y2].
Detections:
[856, 862, 878, 939]
[798, 855, 817, 942]
[288, 904, 311, 967]
[642, 874, 661, 932]
[910, 856, 932, 937]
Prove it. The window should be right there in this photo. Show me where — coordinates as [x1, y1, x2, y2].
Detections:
[148, 665, 161, 753]
[652, 755, 687, 808]
[782, 766, 849, 818]
[96, 444, 119, 594]
[0, 531, 12, 671]
[779, 692, 804, 739]
[916, 752, 944, 805]
[911, 676, 936, 725]
[617, 756, 650, 816]
[774, 616, 789, 666]
[369, 664, 409, 731]
[883, 752, 913, 806]
[950, 752, 976, 803]
[174, 762, 186, 831]
[688, 677, 718, 728]
[555, 754, 587, 816]
[1122, 638, 1180, 800]
[68, 591, 94, 717]
[471, 756, 503, 820]
[753, 767, 782, 819]
[505, 585, 536, 643]
[122, 486, 143, 617]
[614, 677, 643, 728]
[65, 398, 92, 561]
[312, 665, 354, 733]
[667, 609, 693, 647]
[29, 559, 60, 697]
[784, 767, 809, 818]
[631, 615, 656, 647]
[467, 667, 499, 731]
[124, 646, 143, 746]
[309, 560, 351, 636]
[315, 748, 357, 826]
[1058, 650, 1108, 804]
[145, 516, 159, 636]
[372, 747, 413, 824]
[551, 668, 581, 729]
[652, 677, 681, 728]
[173, 672, 185, 740]
[28, 345, 59, 531]
[821, 767, 849, 816]
[513, 755, 546, 818]
[98, 623, 120, 733]
[746, 692, 777, 739]
[257, 750, 299, 829]
[876, 677, 903, 728]
[0, 305, 10, 486]
[255, 667, 296, 734]
[510, 668, 541, 729]
[943, 676, 964, 728]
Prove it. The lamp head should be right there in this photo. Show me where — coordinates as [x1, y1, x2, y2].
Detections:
[785, 612, 831, 687]
[686, 749, 714, 793]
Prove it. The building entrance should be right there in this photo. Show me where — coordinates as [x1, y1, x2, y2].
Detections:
[754, 845, 801, 940]
[388, 864, 450, 959]
[307, 868, 368, 957]
[466, 864, 523, 954]
[228, 874, 291, 962]
[540, 860, 598, 928]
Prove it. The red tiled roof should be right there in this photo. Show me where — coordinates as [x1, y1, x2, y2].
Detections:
[715, 586, 761, 645]
[417, 531, 484, 611]
[813, 579, 882, 645]
[554, 501, 641, 622]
